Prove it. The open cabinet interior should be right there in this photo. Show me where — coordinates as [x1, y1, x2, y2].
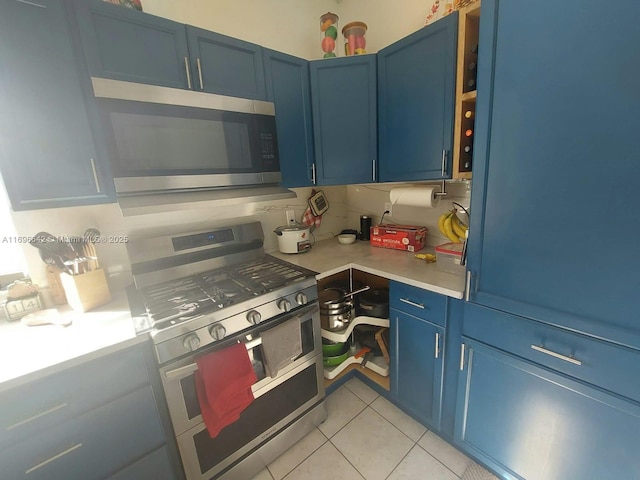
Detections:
[318, 269, 391, 391]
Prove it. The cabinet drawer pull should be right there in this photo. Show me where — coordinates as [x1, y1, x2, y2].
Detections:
[311, 163, 316, 185]
[434, 332, 440, 359]
[25, 443, 82, 474]
[15, 0, 46, 8]
[460, 343, 466, 371]
[184, 57, 192, 89]
[531, 345, 582, 366]
[196, 58, 204, 90]
[399, 298, 424, 309]
[372, 159, 376, 181]
[441, 149, 447, 177]
[7, 402, 68, 430]
[90, 158, 101, 193]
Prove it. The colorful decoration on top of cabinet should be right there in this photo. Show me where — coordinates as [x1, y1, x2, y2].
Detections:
[342, 22, 367, 56]
[425, 0, 478, 25]
[320, 12, 339, 58]
[102, 0, 143, 11]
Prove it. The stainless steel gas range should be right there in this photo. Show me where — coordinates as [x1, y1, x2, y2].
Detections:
[126, 222, 327, 480]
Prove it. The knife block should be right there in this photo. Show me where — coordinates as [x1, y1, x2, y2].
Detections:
[59, 269, 111, 313]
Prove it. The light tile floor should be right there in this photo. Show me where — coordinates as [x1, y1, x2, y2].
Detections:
[251, 378, 499, 480]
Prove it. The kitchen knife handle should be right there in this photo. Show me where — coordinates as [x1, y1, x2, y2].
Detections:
[90, 158, 101, 193]
[196, 58, 204, 90]
[184, 57, 192, 89]
[434, 332, 440, 359]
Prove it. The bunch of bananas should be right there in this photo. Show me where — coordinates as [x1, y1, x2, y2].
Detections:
[438, 209, 468, 243]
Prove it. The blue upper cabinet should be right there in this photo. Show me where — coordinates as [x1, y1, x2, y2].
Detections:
[186, 26, 266, 100]
[263, 49, 314, 187]
[377, 13, 457, 182]
[72, 0, 190, 89]
[0, 0, 113, 210]
[309, 56, 377, 185]
[466, 0, 640, 344]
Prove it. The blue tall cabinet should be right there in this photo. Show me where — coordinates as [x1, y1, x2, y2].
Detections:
[0, 0, 113, 210]
[309, 56, 377, 185]
[377, 13, 458, 182]
[465, 0, 640, 345]
[455, 1, 640, 478]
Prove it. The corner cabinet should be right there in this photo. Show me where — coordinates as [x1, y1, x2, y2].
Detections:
[389, 281, 446, 430]
[309, 56, 377, 185]
[466, 0, 640, 345]
[377, 13, 457, 182]
[0, 0, 113, 210]
[263, 49, 314, 187]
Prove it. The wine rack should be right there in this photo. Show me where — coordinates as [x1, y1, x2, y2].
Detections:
[452, 1, 481, 179]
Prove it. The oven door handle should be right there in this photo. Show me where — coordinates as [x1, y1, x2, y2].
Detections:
[164, 337, 263, 380]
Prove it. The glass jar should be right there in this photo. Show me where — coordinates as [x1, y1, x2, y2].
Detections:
[320, 12, 339, 59]
[342, 21, 367, 56]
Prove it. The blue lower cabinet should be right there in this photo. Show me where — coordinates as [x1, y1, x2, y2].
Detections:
[455, 339, 640, 480]
[263, 49, 314, 187]
[391, 308, 444, 430]
[309, 56, 377, 185]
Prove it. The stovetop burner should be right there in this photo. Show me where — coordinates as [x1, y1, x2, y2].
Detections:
[140, 255, 313, 329]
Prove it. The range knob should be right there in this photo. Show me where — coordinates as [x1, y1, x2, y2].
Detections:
[182, 334, 201, 352]
[209, 324, 226, 341]
[295, 292, 308, 305]
[246, 310, 262, 325]
[277, 298, 292, 312]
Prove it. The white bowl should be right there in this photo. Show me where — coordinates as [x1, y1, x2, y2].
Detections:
[337, 234, 356, 245]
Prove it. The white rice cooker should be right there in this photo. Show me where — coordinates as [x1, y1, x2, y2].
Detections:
[274, 224, 311, 254]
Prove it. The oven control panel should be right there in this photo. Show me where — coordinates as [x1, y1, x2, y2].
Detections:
[153, 282, 318, 364]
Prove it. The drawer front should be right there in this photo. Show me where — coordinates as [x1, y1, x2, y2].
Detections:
[108, 446, 179, 480]
[463, 303, 640, 404]
[389, 281, 447, 326]
[0, 345, 149, 448]
[0, 385, 166, 480]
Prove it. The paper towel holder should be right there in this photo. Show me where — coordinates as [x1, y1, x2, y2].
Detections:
[434, 179, 448, 197]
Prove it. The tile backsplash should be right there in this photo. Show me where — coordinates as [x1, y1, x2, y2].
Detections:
[8, 181, 469, 300]
[10, 186, 348, 293]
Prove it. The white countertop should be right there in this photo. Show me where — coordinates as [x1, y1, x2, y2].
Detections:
[0, 292, 142, 392]
[270, 238, 466, 299]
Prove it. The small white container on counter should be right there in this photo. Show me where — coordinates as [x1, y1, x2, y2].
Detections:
[434, 242, 465, 274]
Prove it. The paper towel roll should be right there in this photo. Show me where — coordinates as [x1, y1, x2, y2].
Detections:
[389, 186, 441, 208]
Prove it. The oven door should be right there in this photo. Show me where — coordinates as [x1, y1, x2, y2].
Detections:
[160, 303, 321, 436]
[178, 355, 324, 480]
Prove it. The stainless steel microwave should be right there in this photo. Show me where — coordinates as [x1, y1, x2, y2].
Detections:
[92, 78, 280, 195]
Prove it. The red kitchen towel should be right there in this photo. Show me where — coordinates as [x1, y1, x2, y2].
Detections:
[195, 342, 257, 438]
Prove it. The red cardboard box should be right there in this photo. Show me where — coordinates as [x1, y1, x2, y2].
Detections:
[370, 224, 428, 252]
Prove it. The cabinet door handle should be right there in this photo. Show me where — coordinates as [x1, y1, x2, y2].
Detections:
[441, 150, 448, 177]
[372, 159, 376, 181]
[531, 345, 582, 366]
[6, 402, 68, 430]
[89, 158, 101, 193]
[184, 57, 192, 89]
[399, 298, 424, 309]
[196, 58, 204, 90]
[460, 343, 466, 371]
[25, 443, 82, 474]
[311, 163, 316, 185]
[15, 0, 46, 8]
[464, 271, 472, 302]
[434, 332, 440, 359]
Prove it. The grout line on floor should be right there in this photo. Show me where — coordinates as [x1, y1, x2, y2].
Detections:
[383, 442, 417, 480]
[415, 443, 465, 479]
[268, 429, 327, 480]
[327, 436, 367, 480]
[367, 403, 422, 445]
